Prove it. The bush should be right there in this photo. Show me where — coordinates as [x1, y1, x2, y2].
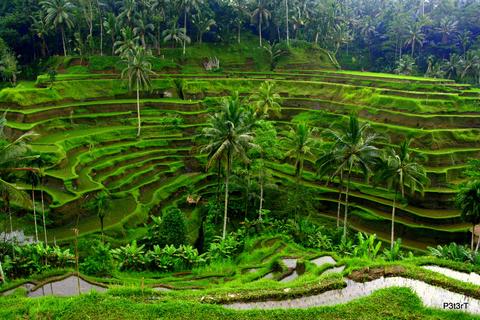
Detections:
[206, 235, 241, 262]
[80, 240, 114, 276]
[2, 243, 74, 279]
[149, 208, 187, 248]
[111, 241, 147, 271]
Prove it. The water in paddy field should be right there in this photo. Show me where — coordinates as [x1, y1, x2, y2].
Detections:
[224, 277, 480, 314]
[28, 276, 105, 297]
[422, 265, 480, 286]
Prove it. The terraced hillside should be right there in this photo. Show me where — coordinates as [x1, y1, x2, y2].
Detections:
[1, 59, 479, 249]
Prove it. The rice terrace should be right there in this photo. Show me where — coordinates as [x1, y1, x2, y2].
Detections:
[1, 0, 480, 319]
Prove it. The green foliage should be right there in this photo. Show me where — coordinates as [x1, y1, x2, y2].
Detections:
[154, 207, 187, 248]
[428, 243, 474, 263]
[80, 240, 114, 277]
[111, 240, 147, 271]
[2, 243, 74, 279]
[207, 234, 241, 262]
[383, 239, 405, 262]
[352, 232, 382, 260]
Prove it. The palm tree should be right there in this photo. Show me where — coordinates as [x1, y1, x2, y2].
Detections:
[118, 0, 138, 26]
[404, 22, 425, 57]
[121, 46, 155, 137]
[436, 17, 458, 44]
[31, 12, 50, 57]
[162, 22, 190, 48]
[178, 0, 203, 55]
[284, 123, 316, 182]
[249, 81, 282, 118]
[456, 180, 480, 252]
[316, 149, 344, 228]
[200, 93, 256, 239]
[376, 140, 429, 249]
[133, 14, 155, 48]
[88, 191, 111, 240]
[0, 115, 36, 246]
[192, 14, 215, 43]
[40, 0, 75, 56]
[104, 12, 118, 55]
[114, 27, 139, 57]
[251, 0, 271, 47]
[26, 170, 40, 243]
[323, 115, 381, 238]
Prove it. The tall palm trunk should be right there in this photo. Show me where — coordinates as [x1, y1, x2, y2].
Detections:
[472, 223, 475, 251]
[336, 170, 344, 227]
[183, 10, 187, 55]
[61, 25, 67, 56]
[390, 188, 398, 249]
[343, 167, 352, 239]
[259, 169, 264, 220]
[222, 154, 231, 239]
[41, 189, 47, 243]
[98, 0, 103, 56]
[475, 229, 480, 253]
[136, 79, 141, 137]
[285, 0, 289, 46]
[259, 15, 263, 47]
[237, 21, 241, 44]
[32, 185, 38, 243]
[411, 40, 415, 57]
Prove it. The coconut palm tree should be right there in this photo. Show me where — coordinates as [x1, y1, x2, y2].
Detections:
[375, 140, 429, 249]
[284, 123, 316, 183]
[316, 149, 344, 228]
[40, 0, 75, 56]
[121, 46, 155, 137]
[192, 13, 215, 43]
[88, 191, 111, 240]
[162, 22, 190, 48]
[0, 115, 36, 246]
[31, 12, 51, 57]
[114, 27, 139, 57]
[178, 0, 203, 55]
[251, 0, 271, 47]
[323, 115, 381, 238]
[404, 22, 425, 57]
[249, 81, 282, 118]
[457, 180, 480, 252]
[133, 14, 155, 48]
[436, 17, 458, 44]
[200, 93, 256, 239]
[104, 12, 119, 55]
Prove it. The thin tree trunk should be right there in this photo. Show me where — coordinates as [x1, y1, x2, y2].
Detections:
[237, 22, 241, 44]
[98, 0, 103, 56]
[100, 216, 104, 242]
[41, 189, 47, 243]
[244, 175, 249, 219]
[285, 0, 289, 46]
[259, 171, 264, 220]
[259, 15, 262, 47]
[343, 168, 352, 239]
[73, 228, 81, 295]
[136, 80, 141, 137]
[216, 160, 222, 206]
[336, 170, 344, 227]
[411, 41, 415, 57]
[475, 228, 480, 253]
[472, 223, 475, 251]
[8, 202, 15, 259]
[390, 188, 398, 249]
[183, 10, 187, 55]
[222, 158, 230, 240]
[32, 186, 38, 243]
[61, 25, 67, 56]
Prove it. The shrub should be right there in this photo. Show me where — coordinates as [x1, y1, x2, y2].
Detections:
[207, 235, 241, 262]
[155, 207, 187, 248]
[111, 241, 148, 271]
[80, 241, 114, 276]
